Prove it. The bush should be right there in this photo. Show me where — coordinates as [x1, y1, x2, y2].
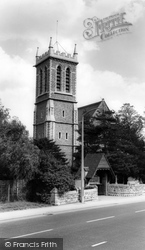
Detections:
[25, 139, 75, 203]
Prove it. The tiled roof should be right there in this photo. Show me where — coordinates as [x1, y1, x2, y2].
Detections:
[78, 101, 102, 123]
[78, 99, 110, 123]
[84, 153, 114, 179]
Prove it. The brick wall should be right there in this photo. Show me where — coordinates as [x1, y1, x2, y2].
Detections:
[36, 123, 45, 139]
[36, 102, 47, 124]
[54, 101, 73, 123]
[55, 123, 73, 145]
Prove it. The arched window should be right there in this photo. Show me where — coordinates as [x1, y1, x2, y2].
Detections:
[66, 67, 70, 93]
[40, 69, 43, 94]
[44, 66, 47, 92]
[56, 66, 61, 91]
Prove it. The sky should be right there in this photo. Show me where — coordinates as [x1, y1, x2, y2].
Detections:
[0, 0, 145, 136]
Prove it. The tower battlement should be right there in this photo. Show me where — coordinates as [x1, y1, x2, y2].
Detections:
[35, 37, 78, 66]
[36, 49, 78, 65]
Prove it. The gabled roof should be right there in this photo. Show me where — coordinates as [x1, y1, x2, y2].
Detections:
[84, 153, 115, 179]
[78, 99, 110, 123]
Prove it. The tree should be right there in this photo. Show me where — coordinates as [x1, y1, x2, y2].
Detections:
[73, 104, 145, 183]
[109, 103, 145, 182]
[26, 138, 75, 202]
[118, 103, 145, 134]
[0, 101, 75, 202]
[0, 101, 39, 181]
[34, 138, 68, 165]
[72, 110, 115, 175]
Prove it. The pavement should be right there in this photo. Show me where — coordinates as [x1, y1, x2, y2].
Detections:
[0, 195, 145, 223]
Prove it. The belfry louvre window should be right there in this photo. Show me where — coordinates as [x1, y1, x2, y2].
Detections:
[40, 69, 43, 94]
[44, 66, 47, 92]
[66, 68, 70, 92]
[56, 66, 61, 91]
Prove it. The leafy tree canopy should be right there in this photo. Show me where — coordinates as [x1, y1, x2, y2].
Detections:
[0, 101, 39, 181]
[34, 138, 68, 165]
[27, 138, 75, 202]
[73, 103, 145, 183]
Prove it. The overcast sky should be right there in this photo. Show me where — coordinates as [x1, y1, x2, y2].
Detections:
[0, 0, 145, 136]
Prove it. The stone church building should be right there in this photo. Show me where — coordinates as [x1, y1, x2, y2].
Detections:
[33, 38, 78, 165]
[33, 38, 110, 165]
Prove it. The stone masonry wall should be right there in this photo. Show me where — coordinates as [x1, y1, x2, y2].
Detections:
[83, 188, 98, 202]
[50, 188, 78, 205]
[107, 184, 145, 196]
[50, 187, 98, 206]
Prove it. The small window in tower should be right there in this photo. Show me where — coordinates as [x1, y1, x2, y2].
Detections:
[40, 69, 43, 94]
[41, 111, 43, 119]
[62, 110, 65, 117]
[44, 66, 47, 92]
[58, 132, 62, 139]
[56, 66, 61, 91]
[66, 67, 70, 93]
[66, 133, 68, 140]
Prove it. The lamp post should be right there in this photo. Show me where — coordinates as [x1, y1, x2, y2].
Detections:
[81, 108, 97, 203]
[80, 104, 115, 203]
[81, 113, 84, 203]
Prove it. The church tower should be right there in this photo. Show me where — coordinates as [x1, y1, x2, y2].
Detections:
[33, 37, 78, 165]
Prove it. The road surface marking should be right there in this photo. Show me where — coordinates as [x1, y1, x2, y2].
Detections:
[92, 241, 107, 247]
[86, 216, 115, 223]
[7, 229, 53, 239]
[135, 209, 145, 213]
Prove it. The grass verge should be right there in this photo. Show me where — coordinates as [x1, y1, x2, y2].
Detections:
[0, 201, 50, 212]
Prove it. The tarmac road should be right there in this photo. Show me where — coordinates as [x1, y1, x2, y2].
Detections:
[1, 200, 145, 250]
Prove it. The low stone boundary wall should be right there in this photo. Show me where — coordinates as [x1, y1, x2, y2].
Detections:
[107, 184, 145, 196]
[81, 188, 98, 202]
[50, 188, 78, 205]
[50, 187, 98, 206]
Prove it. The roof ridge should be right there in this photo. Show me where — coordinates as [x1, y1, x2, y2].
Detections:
[78, 101, 102, 109]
